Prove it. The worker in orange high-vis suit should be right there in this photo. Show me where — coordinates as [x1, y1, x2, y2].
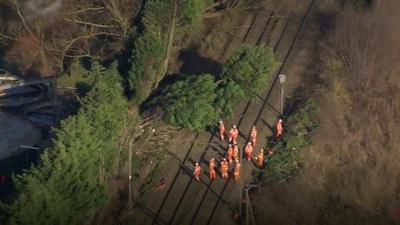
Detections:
[193, 162, 202, 181]
[233, 144, 239, 161]
[255, 149, 265, 168]
[229, 125, 239, 144]
[154, 177, 167, 192]
[268, 148, 274, 157]
[233, 160, 241, 183]
[275, 119, 284, 139]
[250, 126, 257, 147]
[220, 158, 229, 179]
[244, 142, 253, 161]
[227, 144, 234, 163]
[209, 158, 217, 180]
[218, 121, 225, 141]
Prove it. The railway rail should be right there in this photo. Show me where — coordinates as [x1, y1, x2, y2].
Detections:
[150, 0, 315, 224]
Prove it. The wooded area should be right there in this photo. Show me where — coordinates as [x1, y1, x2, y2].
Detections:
[0, 1, 277, 224]
[2, 0, 397, 224]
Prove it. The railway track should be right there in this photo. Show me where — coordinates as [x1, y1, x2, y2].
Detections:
[150, 1, 315, 224]
[205, 1, 316, 225]
[150, 8, 264, 225]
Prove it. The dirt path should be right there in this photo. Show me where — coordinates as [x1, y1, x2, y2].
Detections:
[132, 1, 318, 224]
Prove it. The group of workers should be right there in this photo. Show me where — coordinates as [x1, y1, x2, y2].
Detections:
[192, 119, 285, 182]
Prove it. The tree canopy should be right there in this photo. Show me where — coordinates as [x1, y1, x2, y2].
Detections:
[221, 44, 277, 97]
[128, 0, 207, 103]
[151, 74, 218, 131]
[6, 62, 128, 225]
[215, 80, 245, 118]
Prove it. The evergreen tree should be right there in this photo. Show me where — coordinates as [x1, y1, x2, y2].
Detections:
[152, 74, 218, 131]
[222, 44, 277, 97]
[215, 80, 245, 118]
[7, 62, 128, 225]
[128, 0, 206, 103]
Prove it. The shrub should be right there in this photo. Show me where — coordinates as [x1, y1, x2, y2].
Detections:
[262, 99, 319, 183]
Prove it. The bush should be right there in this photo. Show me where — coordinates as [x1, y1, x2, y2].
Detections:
[262, 99, 319, 183]
[151, 74, 218, 131]
[221, 44, 277, 97]
[287, 99, 319, 130]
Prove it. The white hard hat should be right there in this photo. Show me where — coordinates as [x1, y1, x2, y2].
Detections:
[278, 119, 283, 122]
[195, 162, 199, 166]
[247, 142, 252, 145]
[260, 149, 264, 152]
[233, 125, 236, 128]
[219, 120, 223, 123]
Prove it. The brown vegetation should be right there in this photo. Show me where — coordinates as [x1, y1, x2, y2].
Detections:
[255, 1, 400, 224]
[0, 0, 142, 75]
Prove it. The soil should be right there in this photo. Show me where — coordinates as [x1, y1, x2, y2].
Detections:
[252, 1, 400, 225]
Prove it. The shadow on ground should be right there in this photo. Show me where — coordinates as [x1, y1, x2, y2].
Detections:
[179, 45, 222, 76]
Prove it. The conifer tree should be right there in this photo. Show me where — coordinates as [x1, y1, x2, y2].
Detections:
[215, 80, 245, 118]
[222, 44, 277, 97]
[7, 62, 128, 225]
[128, 0, 206, 103]
[151, 74, 218, 131]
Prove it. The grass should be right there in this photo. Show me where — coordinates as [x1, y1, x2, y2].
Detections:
[57, 61, 89, 87]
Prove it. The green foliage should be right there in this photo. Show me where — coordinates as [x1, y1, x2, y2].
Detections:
[222, 44, 277, 97]
[179, 0, 207, 30]
[129, 28, 167, 103]
[150, 45, 277, 130]
[57, 61, 89, 88]
[152, 74, 218, 131]
[128, 0, 206, 103]
[261, 141, 300, 183]
[287, 99, 319, 130]
[263, 99, 319, 183]
[7, 62, 128, 225]
[215, 80, 245, 118]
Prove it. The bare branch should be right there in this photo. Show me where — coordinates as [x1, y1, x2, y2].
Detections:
[64, 18, 118, 28]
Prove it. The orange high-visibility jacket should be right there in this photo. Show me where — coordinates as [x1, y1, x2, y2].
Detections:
[209, 161, 216, 171]
[221, 161, 229, 174]
[245, 144, 253, 155]
[233, 145, 239, 158]
[229, 128, 238, 139]
[194, 166, 202, 176]
[257, 152, 264, 166]
[276, 120, 284, 133]
[234, 164, 240, 180]
[219, 123, 225, 133]
[227, 146, 234, 158]
[251, 127, 257, 140]
[209, 169, 216, 179]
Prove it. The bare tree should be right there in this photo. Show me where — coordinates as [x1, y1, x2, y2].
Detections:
[1, 0, 143, 76]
